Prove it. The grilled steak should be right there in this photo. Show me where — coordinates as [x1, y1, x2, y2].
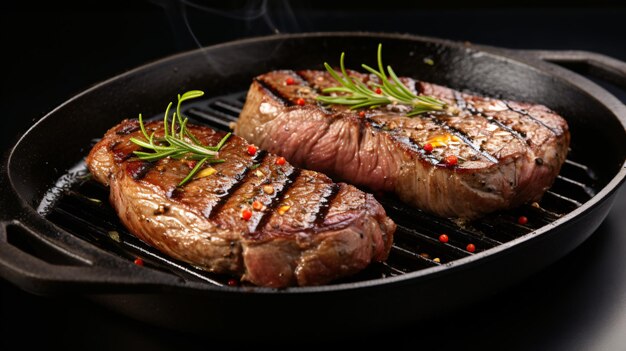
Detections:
[235, 69, 570, 219]
[86, 119, 395, 288]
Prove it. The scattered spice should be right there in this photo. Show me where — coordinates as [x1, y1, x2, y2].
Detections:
[255, 170, 264, 177]
[247, 145, 257, 156]
[466, 243, 476, 253]
[420, 252, 430, 259]
[227, 279, 238, 287]
[296, 98, 306, 106]
[278, 205, 291, 215]
[196, 166, 217, 178]
[444, 155, 458, 166]
[252, 200, 264, 211]
[108, 231, 121, 243]
[358, 111, 366, 118]
[375, 87, 382, 94]
[134, 257, 144, 266]
[433, 257, 441, 263]
[518, 216, 528, 225]
[241, 208, 252, 220]
[285, 77, 295, 85]
[275, 157, 286, 166]
[438, 234, 449, 243]
[423, 57, 435, 65]
[263, 185, 275, 195]
[423, 143, 433, 153]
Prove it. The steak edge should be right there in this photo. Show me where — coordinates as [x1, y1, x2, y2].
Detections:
[235, 70, 570, 219]
[86, 119, 395, 288]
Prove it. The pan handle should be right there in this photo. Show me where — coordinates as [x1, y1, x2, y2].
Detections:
[0, 221, 182, 295]
[520, 50, 626, 90]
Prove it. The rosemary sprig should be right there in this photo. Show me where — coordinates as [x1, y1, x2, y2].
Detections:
[129, 90, 231, 187]
[316, 44, 447, 116]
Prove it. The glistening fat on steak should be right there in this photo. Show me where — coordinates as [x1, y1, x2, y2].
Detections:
[235, 69, 570, 219]
[86, 119, 395, 288]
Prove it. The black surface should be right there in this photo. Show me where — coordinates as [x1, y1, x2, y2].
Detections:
[2, 3, 626, 349]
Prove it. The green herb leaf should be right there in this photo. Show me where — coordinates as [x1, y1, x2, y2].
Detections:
[315, 44, 447, 116]
[130, 91, 231, 187]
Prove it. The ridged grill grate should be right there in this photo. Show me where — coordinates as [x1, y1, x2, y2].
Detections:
[43, 92, 598, 286]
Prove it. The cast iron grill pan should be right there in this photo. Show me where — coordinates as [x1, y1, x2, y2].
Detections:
[1, 33, 625, 335]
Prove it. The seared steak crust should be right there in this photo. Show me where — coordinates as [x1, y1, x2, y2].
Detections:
[86, 119, 395, 288]
[235, 70, 570, 219]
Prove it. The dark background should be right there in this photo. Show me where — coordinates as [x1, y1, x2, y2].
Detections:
[2, 1, 626, 349]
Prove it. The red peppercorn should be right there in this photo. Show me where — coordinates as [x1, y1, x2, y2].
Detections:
[466, 243, 476, 253]
[227, 279, 238, 287]
[518, 216, 528, 225]
[296, 98, 306, 106]
[276, 156, 286, 165]
[439, 234, 449, 243]
[133, 257, 144, 266]
[241, 208, 252, 221]
[423, 143, 433, 153]
[375, 87, 382, 94]
[247, 145, 257, 156]
[358, 111, 366, 118]
[445, 155, 458, 166]
[285, 77, 295, 85]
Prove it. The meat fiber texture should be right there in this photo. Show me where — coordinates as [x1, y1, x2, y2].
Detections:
[86, 119, 395, 288]
[235, 70, 570, 219]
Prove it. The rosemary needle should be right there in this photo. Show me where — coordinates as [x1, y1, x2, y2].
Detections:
[316, 43, 447, 116]
[129, 90, 231, 186]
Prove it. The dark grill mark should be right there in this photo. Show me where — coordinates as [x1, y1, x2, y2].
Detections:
[369, 120, 441, 165]
[293, 70, 317, 90]
[110, 139, 137, 163]
[252, 168, 301, 233]
[454, 92, 529, 143]
[116, 124, 140, 135]
[428, 115, 499, 163]
[313, 183, 341, 226]
[206, 150, 268, 219]
[453, 91, 467, 110]
[413, 81, 425, 94]
[504, 101, 559, 135]
[255, 78, 294, 106]
[127, 161, 153, 180]
[465, 103, 528, 142]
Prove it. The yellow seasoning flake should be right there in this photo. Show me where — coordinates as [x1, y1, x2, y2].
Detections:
[255, 170, 264, 177]
[425, 134, 460, 148]
[278, 205, 291, 215]
[196, 166, 217, 179]
[108, 231, 121, 243]
[433, 257, 441, 263]
[263, 185, 275, 195]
